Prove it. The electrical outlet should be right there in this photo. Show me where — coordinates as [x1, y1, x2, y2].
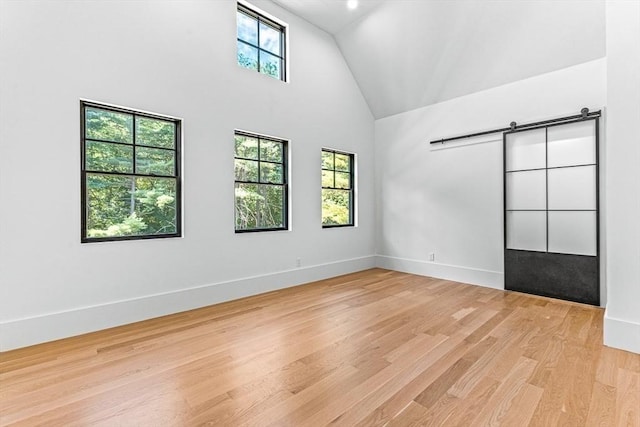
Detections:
[296, 257, 301, 268]
[428, 253, 435, 262]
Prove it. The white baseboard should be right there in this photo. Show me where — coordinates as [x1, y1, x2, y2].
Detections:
[0, 255, 376, 352]
[375, 255, 504, 290]
[604, 309, 640, 354]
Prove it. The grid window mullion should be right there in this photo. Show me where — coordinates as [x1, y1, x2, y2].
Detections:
[333, 152, 336, 190]
[257, 138, 262, 183]
[257, 16, 262, 73]
[132, 113, 137, 174]
[237, 39, 284, 61]
[545, 127, 549, 253]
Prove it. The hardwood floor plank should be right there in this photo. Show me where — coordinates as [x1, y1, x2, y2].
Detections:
[469, 356, 538, 426]
[385, 401, 429, 427]
[585, 381, 617, 427]
[350, 333, 472, 427]
[414, 336, 497, 408]
[615, 368, 640, 426]
[448, 331, 519, 398]
[498, 382, 544, 426]
[597, 346, 622, 387]
[421, 376, 501, 426]
[287, 332, 451, 426]
[529, 341, 585, 426]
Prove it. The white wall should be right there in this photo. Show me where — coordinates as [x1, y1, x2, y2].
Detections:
[375, 59, 606, 290]
[0, 0, 375, 351]
[604, 0, 640, 354]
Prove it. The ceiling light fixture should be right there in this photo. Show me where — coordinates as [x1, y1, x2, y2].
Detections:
[347, 0, 358, 10]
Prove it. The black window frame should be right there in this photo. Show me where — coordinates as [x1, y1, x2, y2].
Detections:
[80, 100, 182, 243]
[236, 2, 287, 82]
[321, 148, 355, 228]
[234, 130, 289, 233]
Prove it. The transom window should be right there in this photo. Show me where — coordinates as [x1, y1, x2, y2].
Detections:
[322, 149, 355, 227]
[234, 131, 288, 232]
[236, 3, 286, 81]
[81, 101, 181, 242]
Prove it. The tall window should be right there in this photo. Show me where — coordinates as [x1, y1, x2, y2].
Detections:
[236, 3, 286, 81]
[322, 149, 355, 227]
[235, 131, 288, 232]
[81, 101, 181, 242]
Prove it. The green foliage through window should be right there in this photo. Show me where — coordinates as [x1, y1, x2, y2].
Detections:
[82, 102, 181, 242]
[322, 149, 354, 227]
[237, 4, 285, 81]
[235, 132, 288, 231]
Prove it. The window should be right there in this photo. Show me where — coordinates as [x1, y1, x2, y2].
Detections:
[236, 2, 286, 81]
[81, 101, 181, 242]
[322, 149, 355, 227]
[234, 131, 288, 232]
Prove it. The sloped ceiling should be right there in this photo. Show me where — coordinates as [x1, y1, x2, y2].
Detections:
[271, 0, 386, 34]
[273, 0, 606, 119]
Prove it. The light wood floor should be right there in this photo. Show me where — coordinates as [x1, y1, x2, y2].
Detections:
[1, 269, 639, 426]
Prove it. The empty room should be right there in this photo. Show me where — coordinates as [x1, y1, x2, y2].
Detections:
[0, 0, 639, 425]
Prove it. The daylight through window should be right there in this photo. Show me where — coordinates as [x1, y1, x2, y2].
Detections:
[237, 3, 286, 81]
[81, 101, 181, 242]
[235, 131, 288, 232]
[322, 149, 355, 227]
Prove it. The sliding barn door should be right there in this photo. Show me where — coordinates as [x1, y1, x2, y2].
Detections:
[504, 117, 599, 305]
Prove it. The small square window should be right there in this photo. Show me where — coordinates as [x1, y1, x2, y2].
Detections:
[322, 149, 355, 227]
[237, 3, 286, 81]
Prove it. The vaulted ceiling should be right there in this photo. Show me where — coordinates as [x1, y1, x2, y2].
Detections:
[271, 0, 386, 34]
[272, 0, 606, 119]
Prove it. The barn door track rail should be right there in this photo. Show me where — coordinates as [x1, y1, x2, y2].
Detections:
[429, 108, 601, 145]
